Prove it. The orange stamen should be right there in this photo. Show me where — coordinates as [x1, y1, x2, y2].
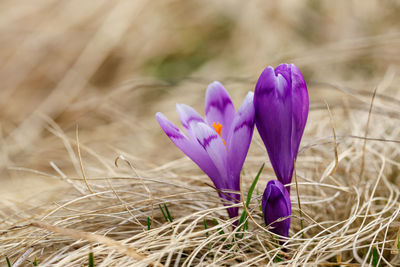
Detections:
[212, 122, 226, 145]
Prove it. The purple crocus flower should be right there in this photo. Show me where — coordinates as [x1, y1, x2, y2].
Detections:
[254, 64, 309, 187]
[156, 82, 255, 219]
[262, 180, 291, 238]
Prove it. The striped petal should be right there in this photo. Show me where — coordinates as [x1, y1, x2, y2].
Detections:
[192, 122, 239, 220]
[192, 122, 228, 187]
[204, 81, 235, 141]
[156, 112, 222, 187]
[227, 91, 255, 192]
[176, 103, 205, 140]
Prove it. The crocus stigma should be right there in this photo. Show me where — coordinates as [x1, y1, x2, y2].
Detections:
[156, 82, 255, 220]
[254, 63, 309, 187]
[262, 180, 291, 238]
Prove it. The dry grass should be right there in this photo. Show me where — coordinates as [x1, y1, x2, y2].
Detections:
[1, 0, 400, 266]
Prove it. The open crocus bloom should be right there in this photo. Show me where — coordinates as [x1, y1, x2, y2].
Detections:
[156, 82, 255, 220]
[254, 64, 309, 188]
[262, 180, 291, 238]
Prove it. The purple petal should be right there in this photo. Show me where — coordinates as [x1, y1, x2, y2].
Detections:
[204, 81, 235, 141]
[155, 112, 223, 188]
[254, 66, 293, 185]
[262, 180, 291, 237]
[192, 122, 228, 187]
[227, 206, 239, 222]
[289, 65, 309, 156]
[254, 64, 309, 186]
[227, 92, 255, 193]
[176, 104, 205, 139]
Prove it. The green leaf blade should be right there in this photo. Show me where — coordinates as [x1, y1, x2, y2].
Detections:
[237, 163, 265, 236]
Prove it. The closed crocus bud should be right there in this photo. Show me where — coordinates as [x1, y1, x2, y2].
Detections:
[254, 64, 309, 187]
[262, 180, 291, 238]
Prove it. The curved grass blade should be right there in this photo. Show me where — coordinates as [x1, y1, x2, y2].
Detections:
[237, 163, 264, 236]
[164, 204, 173, 222]
[159, 204, 168, 222]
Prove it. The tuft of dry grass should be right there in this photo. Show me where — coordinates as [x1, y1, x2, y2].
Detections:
[1, 0, 400, 266]
[1, 78, 400, 265]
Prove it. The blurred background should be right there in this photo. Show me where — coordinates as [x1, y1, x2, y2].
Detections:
[1, 0, 400, 204]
